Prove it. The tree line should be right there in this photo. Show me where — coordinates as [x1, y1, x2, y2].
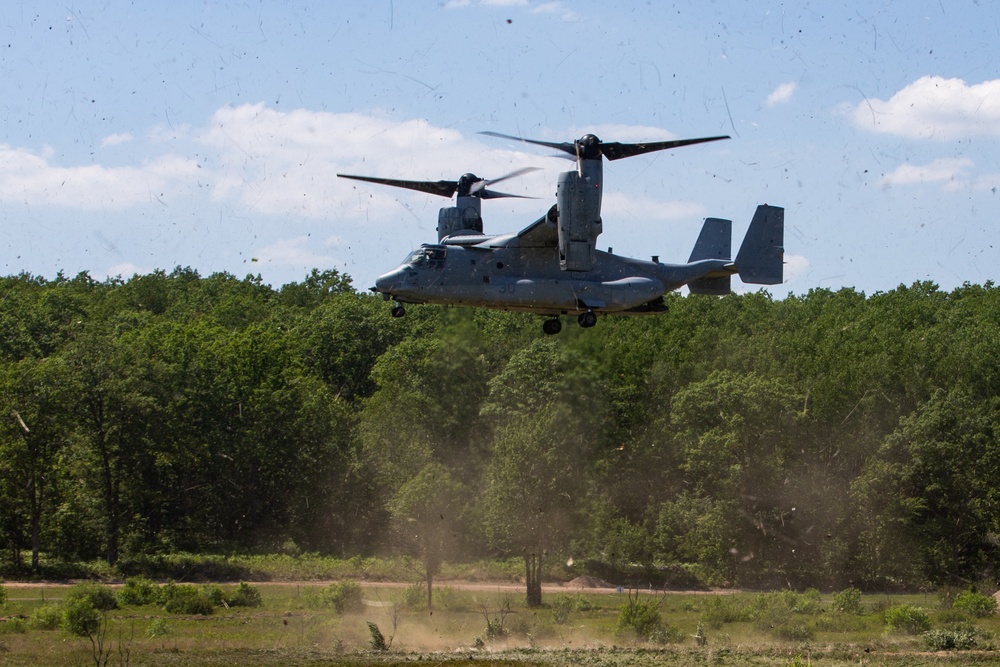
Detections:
[2, 268, 1000, 597]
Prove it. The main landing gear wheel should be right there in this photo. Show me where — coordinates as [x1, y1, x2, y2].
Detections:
[391, 304, 406, 318]
[578, 311, 598, 328]
[542, 318, 562, 335]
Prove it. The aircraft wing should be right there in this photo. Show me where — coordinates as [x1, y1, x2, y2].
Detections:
[515, 211, 558, 248]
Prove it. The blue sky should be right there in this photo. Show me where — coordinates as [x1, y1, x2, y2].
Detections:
[2, 0, 998, 298]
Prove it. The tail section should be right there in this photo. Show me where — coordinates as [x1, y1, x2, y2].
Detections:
[688, 217, 732, 262]
[735, 204, 784, 285]
[687, 217, 732, 295]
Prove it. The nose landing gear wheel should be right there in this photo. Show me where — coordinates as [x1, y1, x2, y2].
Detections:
[542, 318, 562, 335]
[391, 305, 406, 318]
[578, 311, 598, 328]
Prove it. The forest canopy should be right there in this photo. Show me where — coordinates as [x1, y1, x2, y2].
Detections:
[2, 268, 1000, 592]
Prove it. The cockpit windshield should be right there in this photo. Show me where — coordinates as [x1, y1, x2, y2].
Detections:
[404, 244, 446, 269]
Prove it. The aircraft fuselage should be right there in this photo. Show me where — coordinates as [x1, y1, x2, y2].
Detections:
[374, 236, 729, 316]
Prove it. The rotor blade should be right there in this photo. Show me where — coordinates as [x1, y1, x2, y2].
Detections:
[480, 189, 537, 200]
[600, 135, 730, 161]
[484, 166, 540, 186]
[337, 173, 457, 198]
[478, 131, 577, 157]
[469, 166, 541, 195]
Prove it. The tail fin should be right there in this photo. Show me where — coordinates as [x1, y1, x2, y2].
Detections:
[687, 217, 732, 295]
[688, 217, 732, 262]
[735, 204, 784, 285]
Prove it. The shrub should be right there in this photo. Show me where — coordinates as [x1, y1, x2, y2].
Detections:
[702, 595, 749, 628]
[953, 590, 997, 618]
[0, 617, 26, 635]
[312, 581, 364, 613]
[649, 623, 686, 645]
[0, 583, 6, 607]
[478, 595, 513, 641]
[772, 620, 815, 641]
[833, 588, 864, 615]
[227, 582, 262, 608]
[551, 594, 575, 624]
[367, 621, 388, 651]
[924, 627, 978, 651]
[147, 618, 169, 639]
[118, 576, 159, 606]
[883, 603, 931, 634]
[399, 583, 426, 610]
[433, 586, 466, 612]
[549, 593, 595, 623]
[750, 592, 793, 630]
[62, 597, 99, 637]
[66, 582, 118, 611]
[794, 588, 823, 615]
[202, 584, 226, 606]
[162, 584, 215, 615]
[30, 604, 64, 630]
[615, 595, 663, 642]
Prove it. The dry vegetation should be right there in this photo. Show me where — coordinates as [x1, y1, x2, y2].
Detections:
[2, 582, 1000, 667]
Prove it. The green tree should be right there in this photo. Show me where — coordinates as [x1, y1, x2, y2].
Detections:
[671, 370, 802, 585]
[655, 493, 734, 584]
[62, 322, 160, 565]
[0, 356, 74, 570]
[478, 337, 605, 606]
[865, 388, 1000, 583]
[295, 291, 405, 402]
[388, 462, 465, 608]
[360, 327, 489, 490]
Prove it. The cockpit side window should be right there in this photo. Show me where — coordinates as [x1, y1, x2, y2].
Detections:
[425, 246, 446, 269]
[404, 245, 447, 269]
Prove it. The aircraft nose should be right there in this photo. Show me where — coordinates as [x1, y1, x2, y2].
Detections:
[375, 267, 405, 294]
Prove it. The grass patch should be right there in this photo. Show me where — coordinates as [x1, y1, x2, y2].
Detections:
[0, 584, 994, 666]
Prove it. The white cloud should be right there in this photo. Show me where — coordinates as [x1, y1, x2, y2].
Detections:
[849, 76, 1000, 139]
[0, 144, 199, 210]
[100, 132, 134, 148]
[99, 262, 151, 281]
[444, 0, 580, 22]
[0, 105, 720, 235]
[531, 2, 583, 22]
[782, 253, 810, 284]
[196, 104, 553, 220]
[766, 82, 797, 106]
[879, 157, 973, 188]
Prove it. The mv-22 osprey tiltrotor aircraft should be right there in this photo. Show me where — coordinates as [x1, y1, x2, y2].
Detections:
[338, 130, 783, 334]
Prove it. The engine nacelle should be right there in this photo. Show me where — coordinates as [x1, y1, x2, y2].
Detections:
[555, 165, 603, 271]
[436, 195, 484, 241]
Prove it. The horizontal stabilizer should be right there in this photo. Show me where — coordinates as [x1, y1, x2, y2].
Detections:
[688, 275, 732, 295]
[735, 205, 784, 285]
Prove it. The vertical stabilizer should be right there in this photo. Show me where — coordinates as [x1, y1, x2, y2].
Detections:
[688, 217, 732, 262]
[687, 217, 733, 295]
[735, 205, 784, 285]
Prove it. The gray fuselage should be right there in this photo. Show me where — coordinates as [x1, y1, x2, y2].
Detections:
[374, 230, 729, 316]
